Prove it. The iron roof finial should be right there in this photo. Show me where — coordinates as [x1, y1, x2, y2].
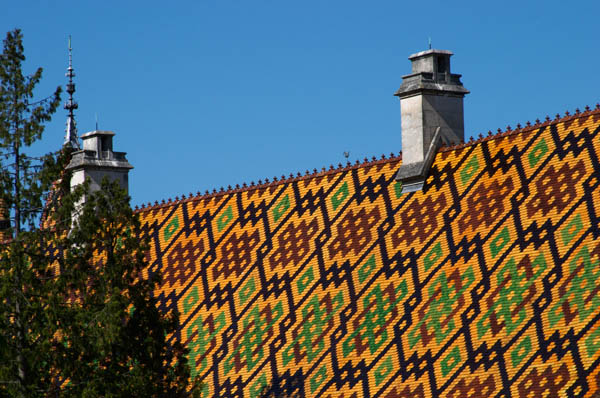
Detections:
[64, 35, 80, 149]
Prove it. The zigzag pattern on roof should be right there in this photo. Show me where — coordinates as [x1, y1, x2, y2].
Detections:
[440, 103, 600, 152]
[134, 105, 600, 212]
[134, 153, 402, 212]
[137, 106, 600, 398]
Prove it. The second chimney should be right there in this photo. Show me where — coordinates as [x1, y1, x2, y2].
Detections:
[395, 49, 469, 193]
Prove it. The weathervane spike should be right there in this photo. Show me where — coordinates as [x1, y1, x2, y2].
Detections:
[428, 37, 432, 50]
[64, 35, 80, 149]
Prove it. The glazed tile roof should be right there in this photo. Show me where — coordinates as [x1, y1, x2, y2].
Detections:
[137, 106, 600, 398]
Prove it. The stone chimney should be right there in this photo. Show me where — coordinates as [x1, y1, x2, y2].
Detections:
[395, 49, 469, 193]
[66, 130, 133, 196]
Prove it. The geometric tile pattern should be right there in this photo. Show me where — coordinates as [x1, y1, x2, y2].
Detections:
[137, 107, 600, 398]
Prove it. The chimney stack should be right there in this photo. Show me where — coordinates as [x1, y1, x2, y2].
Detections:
[66, 130, 133, 196]
[395, 49, 469, 193]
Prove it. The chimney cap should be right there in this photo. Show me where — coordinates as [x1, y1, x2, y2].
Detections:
[395, 48, 468, 98]
[408, 49, 453, 60]
[80, 130, 116, 139]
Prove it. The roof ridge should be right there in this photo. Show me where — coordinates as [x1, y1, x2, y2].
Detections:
[134, 103, 600, 213]
[439, 103, 600, 152]
[134, 152, 402, 213]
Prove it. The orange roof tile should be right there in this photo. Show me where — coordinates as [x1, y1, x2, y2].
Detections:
[137, 106, 600, 397]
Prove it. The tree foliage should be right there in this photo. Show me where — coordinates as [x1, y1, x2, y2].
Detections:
[258, 378, 303, 398]
[0, 28, 63, 397]
[49, 179, 199, 397]
[0, 29, 200, 397]
[0, 28, 62, 234]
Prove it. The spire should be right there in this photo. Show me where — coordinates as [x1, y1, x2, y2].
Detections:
[64, 35, 80, 149]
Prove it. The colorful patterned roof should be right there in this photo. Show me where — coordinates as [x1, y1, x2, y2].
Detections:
[137, 106, 600, 398]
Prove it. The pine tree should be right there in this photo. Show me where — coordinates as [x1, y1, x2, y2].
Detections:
[0, 28, 62, 397]
[0, 29, 200, 397]
[49, 179, 200, 397]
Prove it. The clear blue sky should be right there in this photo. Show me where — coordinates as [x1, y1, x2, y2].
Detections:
[2, 1, 599, 207]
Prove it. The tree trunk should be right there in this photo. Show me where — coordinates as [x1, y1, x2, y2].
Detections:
[13, 112, 26, 397]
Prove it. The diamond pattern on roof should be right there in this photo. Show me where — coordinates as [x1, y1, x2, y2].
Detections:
[138, 110, 600, 398]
